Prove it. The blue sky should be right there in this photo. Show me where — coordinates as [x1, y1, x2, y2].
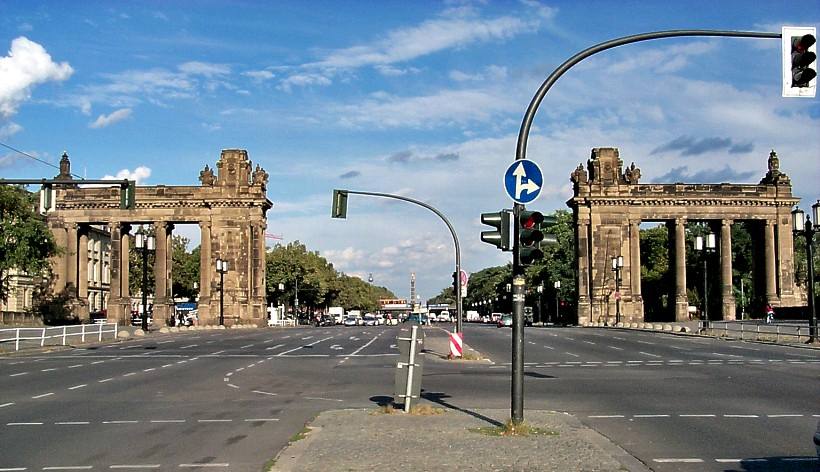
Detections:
[1, 0, 818, 301]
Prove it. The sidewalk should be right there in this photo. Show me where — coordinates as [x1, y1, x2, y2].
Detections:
[271, 327, 651, 472]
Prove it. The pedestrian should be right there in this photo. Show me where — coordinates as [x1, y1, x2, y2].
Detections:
[765, 304, 774, 324]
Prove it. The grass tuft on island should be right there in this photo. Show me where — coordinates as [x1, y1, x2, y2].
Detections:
[373, 404, 446, 416]
[469, 418, 558, 437]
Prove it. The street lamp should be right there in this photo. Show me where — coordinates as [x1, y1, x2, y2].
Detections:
[695, 232, 716, 324]
[134, 226, 155, 331]
[216, 258, 228, 326]
[792, 201, 819, 343]
[553, 280, 561, 325]
[611, 256, 624, 325]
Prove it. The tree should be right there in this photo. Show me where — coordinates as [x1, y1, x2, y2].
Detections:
[172, 236, 199, 301]
[0, 186, 58, 303]
[639, 225, 670, 320]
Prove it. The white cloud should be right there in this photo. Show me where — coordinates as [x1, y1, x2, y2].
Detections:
[277, 73, 332, 92]
[89, 108, 132, 129]
[243, 69, 275, 81]
[0, 36, 73, 118]
[18, 23, 33, 32]
[100, 166, 152, 185]
[0, 122, 23, 139]
[337, 88, 517, 128]
[178, 61, 230, 77]
[603, 41, 716, 75]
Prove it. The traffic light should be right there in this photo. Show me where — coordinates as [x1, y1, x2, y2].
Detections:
[452, 271, 458, 294]
[480, 210, 511, 251]
[332, 189, 348, 219]
[120, 181, 136, 209]
[540, 214, 559, 246]
[782, 26, 817, 98]
[518, 210, 544, 265]
[39, 183, 54, 214]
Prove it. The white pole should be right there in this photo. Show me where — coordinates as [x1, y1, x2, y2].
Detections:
[81, 324, 86, 343]
[63, 326, 67, 345]
[16, 328, 20, 351]
[98, 322, 103, 342]
[40, 327, 46, 347]
[404, 325, 418, 413]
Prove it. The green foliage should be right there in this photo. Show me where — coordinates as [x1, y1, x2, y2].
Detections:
[172, 236, 199, 301]
[640, 225, 670, 319]
[30, 289, 78, 325]
[265, 241, 395, 313]
[0, 186, 59, 302]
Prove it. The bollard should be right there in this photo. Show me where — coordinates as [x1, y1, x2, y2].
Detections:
[41, 327, 46, 347]
[63, 326, 67, 346]
[16, 328, 20, 351]
[404, 325, 419, 413]
[81, 324, 86, 343]
[98, 323, 103, 342]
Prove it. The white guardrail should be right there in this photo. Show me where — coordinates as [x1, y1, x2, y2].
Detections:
[0, 322, 118, 351]
[703, 320, 813, 343]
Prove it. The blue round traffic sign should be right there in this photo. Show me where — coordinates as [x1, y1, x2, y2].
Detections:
[504, 159, 543, 204]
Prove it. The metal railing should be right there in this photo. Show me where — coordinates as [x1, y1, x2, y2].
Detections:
[702, 320, 813, 344]
[0, 323, 118, 351]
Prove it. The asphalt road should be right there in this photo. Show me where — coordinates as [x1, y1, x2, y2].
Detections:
[434, 324, 820, 472]
[1, 323, 817, 472]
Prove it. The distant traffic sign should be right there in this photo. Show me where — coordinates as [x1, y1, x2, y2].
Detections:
[504, 159, 542, 204]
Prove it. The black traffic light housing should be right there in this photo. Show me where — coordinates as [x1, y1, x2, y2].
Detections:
[332, 189, 348, 218]
[480, 210, 511, 251]
[783, 27, 817, 98]
[791, 33, 817, 87]
[518, 210, 544, 265]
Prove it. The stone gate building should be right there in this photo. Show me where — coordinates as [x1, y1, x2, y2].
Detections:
[47, 149, 272, 326]
[567, 147, 802, 326]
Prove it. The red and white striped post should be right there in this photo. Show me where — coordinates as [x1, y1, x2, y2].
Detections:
[449, 330, 463, 358]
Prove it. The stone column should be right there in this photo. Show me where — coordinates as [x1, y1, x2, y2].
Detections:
[120, 225, 131, 301]
[153, 221, 169, 324]
[198, 221, 212, 324]
[674, 219, 688, 322]
[776, 214, 796, 301]
[49, 223, 68, 294]
[720, 220, 736, 320]
[166, 224, 174, 304]
[576, 218, 592, 325]
[253, 221, 267, 323]
[65, 222, 79, 298]
[764, 219, 777, 304]
[78, 227, 89, 316]
[108, 221, 125, 323]
[629, 220, 643, 322]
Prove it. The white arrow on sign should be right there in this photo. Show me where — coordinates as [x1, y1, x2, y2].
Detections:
[513, 162, 540, 199]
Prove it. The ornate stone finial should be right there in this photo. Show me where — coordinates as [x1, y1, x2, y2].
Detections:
[216, 149, 251, 187]
[588, 147, 623, 185]
[760, 149, 791, 185]
[55, 151, 73, 181]
[570, 163, 588, 185]
[199, 164, 216, 186]
[252, 164, 269, 189]
[624, 162, 641, 184]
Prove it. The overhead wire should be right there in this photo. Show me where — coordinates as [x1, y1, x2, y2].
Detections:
[0, 141, 85, 180]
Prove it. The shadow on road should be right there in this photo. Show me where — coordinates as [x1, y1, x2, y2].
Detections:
[725, 457, 818, 471]
[421, 390, 503, 427]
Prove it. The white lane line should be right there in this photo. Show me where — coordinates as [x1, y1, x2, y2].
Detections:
[243, 418, 279, 422]
[102, 420, 139, 424]
[636, 340, 655, 345]
[583, 341, 596, 345]
[110, 466, 161, 469]
[68, 384, 87, 391]
[98, 378, 114, 383]
[638, 351, 661, 358]
[55, 421, 90, 425]
[0, 468, 27, 471]
[564, 352, 580, 357]
[304, 396, 344, 402]
[143, 368, 155, 372]
[301, 336, 313, 340]
[123, 372, 137, 377]
[634, 414, 670, 418]
[178, 465, 229, 468]
[542, 345, 554, 350]
[41, 368, 58, 372]
[226, 384, 239, 389]
[9, 372, 28, 377]
[161, 364, 173, 368]
[588, 415, 624, 418]
[715, 459, 743, 463]
[723, 414, 758, 418]
[668, 345, 690, 350]
[91, 361, 105, 365]
[43, 467, 94, 470]
[0, 402, 15, 408]
[711, 352, 743, 358]
[210, 350, 225, 355]
[265, 344, 285, 351]
[180, 344, 198, 349]
[653, 458, 703, 463]
[158, 340, 175, 344]
[277, 336, 334, 356]
[240, 344, 254, 349]
[608, 346, 624, 351]
[197, 419, 232, 423]
[679, 414, 716, 417]
[251, 390, 278, 396]
[7, 422, 43, 426]
[150, 420, 186, 423]
[767, 414, 803, 418]
[68, 364, 83, 368]
[32, 392, 54, 399]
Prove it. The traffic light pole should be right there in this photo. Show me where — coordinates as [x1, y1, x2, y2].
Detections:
[509, 28, 780, 426]
[334, 189, 464, 334]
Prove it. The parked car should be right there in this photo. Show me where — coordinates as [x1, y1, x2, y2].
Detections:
[375, 314, 385, 325]
[343, 315, 358, 327]
[362, 314, 378, 326]
[90, 310, 107, 324]
[497, 314, 513, 328]
[130, 312, 153, 327]
[315, 314, 335, 327]
[438, 311, 451, 322]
